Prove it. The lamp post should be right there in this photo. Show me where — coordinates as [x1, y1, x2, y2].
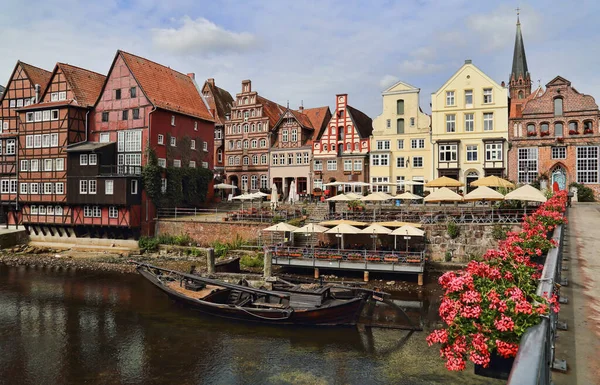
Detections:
[308, 170, 313, 202]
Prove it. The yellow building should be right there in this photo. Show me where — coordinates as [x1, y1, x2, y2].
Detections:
[431, 60, 509, 191]
[371, 81, 431, 195]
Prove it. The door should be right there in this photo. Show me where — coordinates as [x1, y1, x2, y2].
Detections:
[465, 171, 479, 194]
[551, 167, 567, 192]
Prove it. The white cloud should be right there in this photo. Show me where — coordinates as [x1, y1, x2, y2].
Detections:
[400, 59, 445, 75]
[379, 75, 399, 89]
[411, 46, 436, 61]
[152, 17, 257, 54]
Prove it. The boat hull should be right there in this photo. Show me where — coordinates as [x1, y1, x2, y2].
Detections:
[137, 267, 366, 326]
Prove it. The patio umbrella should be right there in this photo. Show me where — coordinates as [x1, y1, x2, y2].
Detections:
[263, 222, 299, 245]
[391, 225, 425, 251]
[425, 176, 464, 188]
[293, 223, 329, 233]
[323, 181, 346, 187]
[288, 180, 297, 203]
[214, 183, 237, 190]
[270, 183, 278, 210]
[361, 193, 392, 202]
[326, 194, 352, 201]
[504, 184, 547, 203]
[319, 219, 368, 226]
[232, 193, 254, 211]
[345, 192, 363, 200]
[374, 191, 394, 199]
[396, 192, 423, 200]
[463, 186, 505, 202]
[325, 224, 362, 250]
[470, 175, 515, 189]
[424, 187, 463, 202]
[361, 224, 392, 251]
[376, 221, 422, 228]
[254, 191, 268, 197]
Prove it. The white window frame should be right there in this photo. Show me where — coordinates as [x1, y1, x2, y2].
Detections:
[439, 144, 458, 162]
[20, 160, 28, 171]
[80, 180, 88, 194]
[30, 183, 39, 194]
[551, 146, 567, 160]
[353, 159, 362, 171]
[30, 160, 39, 172]
[465, 113, 474, 132]
[20, 183, 27, 194]
[158, 158, 166, 168]
[344, 159, 352, 171]
[203, 141, 208, 152]
[44, 159, 53, 171]
[396, 156, 405, 168]
[105, 180, 114, 195]
[26, 135, 34, 148]
[34, 135, 42, 148]
[410, 138, 425, 149]
[44, 183, 53, 195]
[446, 91, 455, 106]
[55, 158, 64, 171]
[446, 114, 456, 133]
[326, 160, 337, 171]
[89, 180, 97, 194]
[413, 156, 424, 168]
[191, 140, 196, 149]
[158, 134, 164, 145]
[55, 183, 64, 194]
[42, 134, 50, 148]
[100, 133, 110, 143]
[89, 154, 97, 165]
[397, 140, 404, 150]
[51, 133, 58, 147]
[170, 136, 176, 147]
[376, 140, 390, 150]
[109, 206, 118, 218]
[483, 88, 493, 104]
[576, 146, 599, 184]
[93, 206, 101, 218]
[518, 148, 538, 184]
[173, 159, 181, 168]
[171, 115, 176, 126]
[80, 154, 88, 165]
[483, 113, 494, 131]
[485, 143, 503, 161]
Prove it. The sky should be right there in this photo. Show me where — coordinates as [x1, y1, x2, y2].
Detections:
[1, 0, 599, 118]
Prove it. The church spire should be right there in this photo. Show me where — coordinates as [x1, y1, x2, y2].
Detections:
[509, 9, 531, 101]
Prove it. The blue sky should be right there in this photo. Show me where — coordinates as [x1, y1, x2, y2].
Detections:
[1, 0, 599, 117]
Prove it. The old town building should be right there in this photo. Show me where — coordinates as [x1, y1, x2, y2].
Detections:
[371, 81, 431, 195]
[0, 61, 51, 224]
[90, 50, 215, 236]
[224, 80, 285, 191]
[270, 105, 331, 199]
[431, 60, 509, 191]
[507, 18, 600, 197]
[201, 78, 233, 182]
[312, 94, 372, 192]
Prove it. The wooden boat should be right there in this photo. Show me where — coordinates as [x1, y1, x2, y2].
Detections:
[135, 262, 369, 326]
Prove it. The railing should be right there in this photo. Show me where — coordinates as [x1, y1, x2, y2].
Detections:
[99, 165, 142, 175]
[268, 245, 425, 266]
[507, 223, 565, 385]
[156, 207, 303, 223]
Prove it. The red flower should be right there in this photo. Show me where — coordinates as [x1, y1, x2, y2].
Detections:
[494, 315, 515, 331]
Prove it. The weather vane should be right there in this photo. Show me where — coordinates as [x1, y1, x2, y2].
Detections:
[516, 7, 520, 16]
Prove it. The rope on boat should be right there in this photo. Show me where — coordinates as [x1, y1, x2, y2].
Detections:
[234, 305, 294, 321]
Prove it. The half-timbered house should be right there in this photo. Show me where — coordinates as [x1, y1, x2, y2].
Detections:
[0, 61, 51, 224]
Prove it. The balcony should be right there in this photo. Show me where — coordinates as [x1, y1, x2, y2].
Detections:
[100, 165, 142, 176]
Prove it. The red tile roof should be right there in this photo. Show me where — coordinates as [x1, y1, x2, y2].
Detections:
[120, 51, 214, 122]
[17, 100, 74, 111]
[20, 62, 52, 92]
[202, 79, 233, 125]
[57, 63, 106, 108]
[256, 95, 286, 128]
[302, 106, 331, 131]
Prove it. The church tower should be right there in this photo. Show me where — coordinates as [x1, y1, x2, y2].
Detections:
[509, 12, 531, 101]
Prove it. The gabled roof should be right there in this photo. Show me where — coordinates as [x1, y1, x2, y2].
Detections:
[546, 76, 571, 88]
[302, 106, 331, 131]
[433, 61, 503, 96]
[20, 62, 52, 91]
[116, 50, 214, 122]
[202, 79, 233, 125]
[347, 105, 373, 138]
[56, 63, 106, 107]
[289, 109, 313, 128]
[256, 95, 286, 128]
[382, 80, 419, 94]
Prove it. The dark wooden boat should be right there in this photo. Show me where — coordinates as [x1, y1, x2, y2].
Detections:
[135, 262, 369, 326]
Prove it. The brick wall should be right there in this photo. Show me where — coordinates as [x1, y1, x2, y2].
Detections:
[156, 220, 269, 246]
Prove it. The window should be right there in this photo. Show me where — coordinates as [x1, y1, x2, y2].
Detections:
[203, 141, 208, 152]
[51, 92, 58, 101]
[518, 148, 538, 183]
[158, 158, 166, 168]
[554, 98, 563, 116]
[541, 123, 549, 135]
[101, 111, 109, 122]
[413, 156, 423, 168]
[20, 183, 27, 194]
[26, 135, 33, 148]
[243, 111, 249, 121]
[157, 134, 164, 145]
[115, 89, 121, 100]
[411, 138, 425, 149]
[314, 160, 323, 171]
[483, 113, 494, 131]
[584, 121, 593, 133]
[287, 153, 293, 165]
[396, 157, 405, 168]
[109, 206, 118, 218]
[130, 87, 137, 98]
[260, 175, 268, 189]
[84, 206, 93, 218]
[371, 154, 389, 166]
[396, 119, 405, 134]
[241, 175, 248, 190]
[44, 159, 53, 171]
[80, 180, 88, 194]
[161, 178, 167, 193]
[439, 144, 457, 162]
[527, 124, 536, 135]
[42, 110, 51, 121]
[376, 140, 390, 150]
[44, 183, 53, 195]
[20, 160, 28, 171]
[346, 125, 352, 134]
[397, 140, 404, 150]
[485, 143, 503, 161]
[313, 179, 323, 190]
[569, 121, 578, 134]
[410, 117, 415, 127]
[105, 180, 114, 195]
[88, 180, 97, 194]
[303, 152, 309, 164]
[577, 146, 599, 183]
[89, 154, 97, 165]
[34, 135, 41, 148]
[39, 206, 46, 215]
[173, 159, 181, 168]
[296, 152, 302, 164]
[6, 139, 15, 155]
[51, 133, 58, 147]
[80, 154, 88, 165]
[30, 160, 39, 172]
[483, 88, 493, 104]
[26, 112, 34, 122]
[465, 90, 473, 106]
[243, 140, 249, 149]
[243, 156, 249, 166]
[446, 91, 455, 106]
[259, 139, 266, 148]
[251, 175, 258, 190]
[16, 99, 23, 108]
[55, 183, 64, 194]
[466, 145, 478, 161]
[9, 100, 15, 108]
[46, 206, 54, 215]
[100, 133, 110, 143]
[261, 154, 267, 164]
[271, 154, 278, 165]
[552, 147, 567, 159]
[555, 122, 564, 137]
[131, 180, 138, 194]
[291, 129, 297, 142]
[30, 183, 39, 194]
[243, 124, 249, 133]
[50, 110, 59, 121]
[93, 206, 101, 218]
[372, 177, 389, 193]
[30, 205, 38, 215]
[344, 159, 352, 171]
[118, 130, 142, 152]
[191, 140, 196, 149]
[215, 129, 222, 139]
[282, 130, 288, 142]
[42, 134, 50, 148]
[386, 119, 391, 128]
[170, 136, 176, 147]
[323, 144, 328, 151]
[465, 113, 474, 132]
[9, 180, 16, 194]
[327, 160, 337, 170]
[132, 108, 140, 119]
[446, 114, 456, 132]
[122, 110, 129, 120]
[396, 99, 404, 115]
[194, 121, 198, 131]
[171, 115, 176, 126]
[55, 206, 63, 216]
[251, 154, 258, 165]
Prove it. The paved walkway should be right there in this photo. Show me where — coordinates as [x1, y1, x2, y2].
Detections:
[553, 203, 600, 385]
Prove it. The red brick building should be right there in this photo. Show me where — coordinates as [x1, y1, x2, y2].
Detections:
[312, 94, 372, 192]
[201, 78, 233, 183]
[0, 61, 51, 224]
[224, 80, 285, 191]
[507, 18, 600, 198]
[90, 51, 215, 236]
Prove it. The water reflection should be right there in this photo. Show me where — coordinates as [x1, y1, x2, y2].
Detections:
[0, 264, 500, 385]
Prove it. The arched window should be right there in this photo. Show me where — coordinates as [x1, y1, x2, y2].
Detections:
[260, 175, 268, 189]
[331, 144, 336, 151]
[251, 124, 255, 132]
[323, 144, 328, 151]
[259, 139, 266, 148]
[526, 123, 536, 136]
[243, 97, 248, 105]
[235, 156, 240, 165]
[241, 175, 248, 189]
[243, 124, 249, 133]
[260, 154, 267, 164]
[554, 98, 563, 116]
[584, 120, 593, 133]
[228, 156, 234, 166]
[251, 175, 258, 190]
[355, 143, 360, 151]
[243, 111, 249, 121]
[396, 99, 404, 114]
[251, 139, 257, 148]
[251, 109, 256, 117]
[257, 123, 262, 131]
[232, 124, 236, 133]
[518, 90, 524, 99]
[236, 140, 241, 149]
[346, 143, 351, 151]
[243, 140, 249, 149]
[252, 154, 258, 164]
[346, 125, 352, 134]
[243, 156, 249, 165]
[569, 121, 578, 134]
[540, 123, 549, 136]
[554, 122, 563, 137]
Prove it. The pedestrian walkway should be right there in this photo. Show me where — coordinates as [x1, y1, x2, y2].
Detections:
[553, 203, 600, 385]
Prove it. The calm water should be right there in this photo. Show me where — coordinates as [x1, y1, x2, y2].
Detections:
[0, 264, 501, 385]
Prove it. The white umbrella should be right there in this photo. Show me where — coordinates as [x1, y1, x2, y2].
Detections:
[463, 186, 505, 202]
[505, 184, 547, 203]
[396, 192, 423, 200]
[271, 183, 278, 210]
[424, 187, 463, 202]
[361, 224, 392, 251]
[323, 181, 346, 187]
[288, 180, 297, 203]
[326, 194, 352, 201]
[325, 224, 362, 250]
[293, 223, 329, 233]
[254, 191, 268, 197]
[345, 192, 363, 200]
[214, 183, 237, 189]
[263, 222, 299, 232]
[361, 193, 392, 202]
[391, 225, 425, 251]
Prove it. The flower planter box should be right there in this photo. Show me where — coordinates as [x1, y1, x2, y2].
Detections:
[347, 255, 363, 261]
[367, 257, 381, 262]
[384, 257, 399, 263]
[474, 353, 515, 380]
[289, 253, 302, 258]
[329, 255, 343, 260]
[316, 254, 329, 259]
[584, 129, 594, 135]
[406, 258, 421, 263]
[569, 130, 578, 135]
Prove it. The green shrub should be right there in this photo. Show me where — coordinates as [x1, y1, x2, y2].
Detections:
[570, 182, 595, 202]
[173, 233, 193, 246]
[139, 236, 160, 252]
[209, 235, 246, 259]
[185, 248, 202, 257]
[287, 218, 304, 227]
[491, 224, 509, 240]
[446, 220, 459, 239]
[444, 251, 452, 262]
[272, 215, 284, 223]
[240, 255, 264, 268]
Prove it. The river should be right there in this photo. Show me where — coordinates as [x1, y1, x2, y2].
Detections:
[0, 264, 501, 385]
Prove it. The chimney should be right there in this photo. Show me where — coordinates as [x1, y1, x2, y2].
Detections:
[501, 81, 506, 87]
[186, 73, 195, 80]
[299, 100, 304, 113]
[34, 84, 41, 103]
[207, 78, 215, 86]
[465, 59, 472, 64]
[242, 79, 251, 93]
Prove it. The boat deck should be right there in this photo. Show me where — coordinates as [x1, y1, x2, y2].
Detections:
[166, 280, 221, 300]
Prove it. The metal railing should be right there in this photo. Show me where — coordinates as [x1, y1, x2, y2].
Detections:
[507, 223, 565, 385]
[156, 207, 304, 223]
